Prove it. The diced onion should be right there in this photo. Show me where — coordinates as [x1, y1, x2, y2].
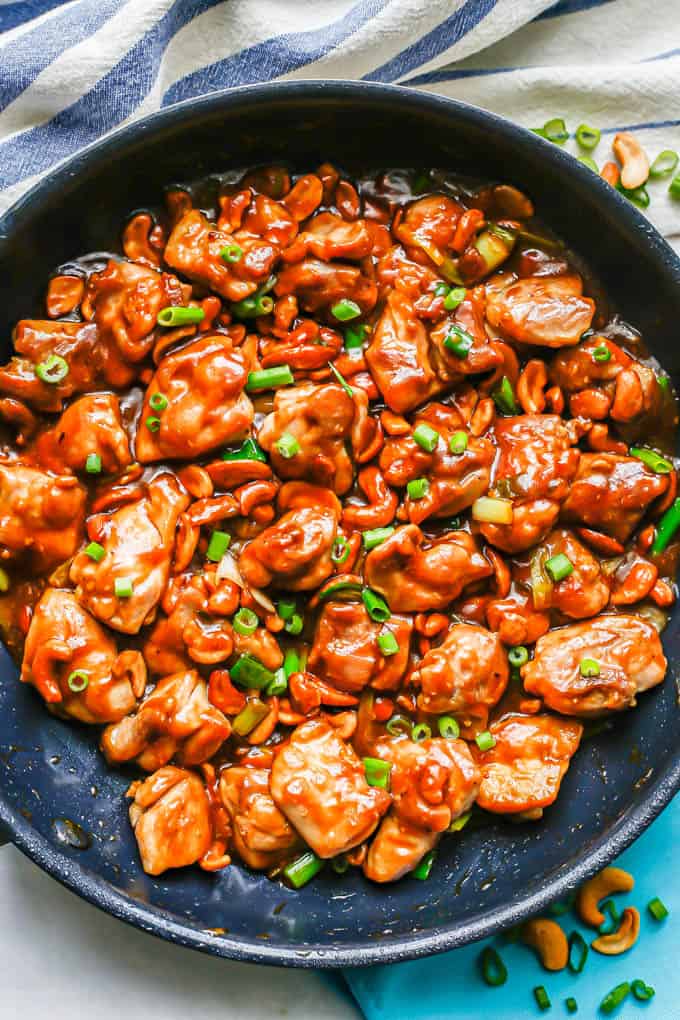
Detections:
[471, 497, 514, 525]
[215, 552, 276, 613]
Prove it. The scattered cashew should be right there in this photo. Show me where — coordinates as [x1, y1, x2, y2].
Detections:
[521, 918, 569, 971]
[517, 359, 548, 414]
[613, 132, 650, 190]
[591, 906, 640, 955]
[577, 866, 635, 927]
[600, 161, 620, 188]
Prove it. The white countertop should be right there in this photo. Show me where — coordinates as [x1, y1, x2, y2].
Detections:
[0, 846, 361, 1019]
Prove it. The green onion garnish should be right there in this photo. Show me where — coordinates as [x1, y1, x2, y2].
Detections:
[362, 526, 394, 551]
[206, 530, 231, 562]
[650, 150, 679, 178]
[412, 423, 440, 452]
[598, 898, 620, 935]
[449, 810, 471, 832]
[363, 757, 392, 789]
[283, 851, 324, 888]
[149, 392, 168, 412]
[246, 365, 294, 392]
[407, 477, 429, 500]
[631, 980, 655, 1002]
[449, 431, 468, 456]
[328, 361, 354, 397]
[443, 323, 474, 359]
[67, 670, 89, 693]
[536, 117, 569, 145]
[331, 855, 350, 874]
[266, 669, 288, 698]
[578, 155, 599, 173]
[434, 282, 449, 297]
[114, 577, 133, 598]
[651, 497, 680, 554]
[579, 658, 600, 678]
[220, 243, 243, 263]
[492, 375, 519, 415]
[230, 653, 275, 690]
[233, 700, 270, 737]
[475, 731, 496, 752]
[670, 175, 680, 199]
[385, 714, 412, 736]
[648, 896, 669, 921]
[412, 849, 436, 880]
[232, 608, 258, 636]
[35, 353, 69, 384]
[146, 415, 161, 432]
[545, 553, 574, 583]
[85, 541, 105, 563]
[362, 588, 390, 622]
[508, 645, 529, 669]
[438, 715, 460, 739]
[85, 453, 102, 475]
[567, 931, 588, 974]
[222, 437, 267, 462]
[617, 182, 650, 209]
[285, 613, 303, 636]
[600, 982, 630, 1015]
[330, 536, 351, 564]
[277, 599, 296, 621]
[480, 946, 508, 987]
[411, 722, 432, 742]
[565, 997, 578, 1015]
[629, 446, 674, 474]
[533, 985, 551, 1012]
[157, 306, 205, 327]
[283, 649, 300, 678]
[344, 323, 367, 348]
[275, 431, 300, 459]
[377, 631, 399, 657]
[575, 123, 601, 150]
[232, 293, 274, 318]
[331, 298, 361, 322]
[443, 286, 466, 311]
[592, 342, 611, 362]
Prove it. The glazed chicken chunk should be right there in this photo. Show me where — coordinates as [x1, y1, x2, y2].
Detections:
[220, 767, 301, 870]
[485, 272, 595, 347]
[0, 320, 104, 411]
[522, 615, 667, 716]
[270, 719, 391, 858]
[365, 290, 442, 413]
[128, 766, 213, 876]
[522, 528, 611, 619]
[0, 460, 86, 570]
[35, 392, 131, 475]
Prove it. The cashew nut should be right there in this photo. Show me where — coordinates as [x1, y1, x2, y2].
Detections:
[613, 132, 650, 190]
[521, 918, 569, 971]
[591, 906, 640, 955]
[517, 359, 548, 414]
[577, 866, 635, 927]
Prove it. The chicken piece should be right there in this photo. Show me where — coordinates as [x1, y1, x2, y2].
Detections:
[274, 257, 378, 316]
[307, 600, 412, 693]
[220, 767, 301, 870]
[475, 714, 583, 815]
[128, 766, 213, 876]
[522, 615, 667, 716]
[396, 194, 463, 257]
[485, 273, 595, 347]
[35, 393, 131, 475]
[136, 334, 254, 462]
[164, 209, 278, 301]
[560, 453, 668, 543]
[479, 415, 580, 554]
[411, 623, 509, 730]
[429, 289, 503, 381]
[20, 588, 146, 723]
[0, 320, 104, 412]
[380, 403, 495, 523]
[519, 528, 610, 619]
[376, 244, 440, 301]
[364, 524, 492, 613]
[364, 736, 479, 883]
[257, 382, 374, 494]
[0, 460, 86, 570]
[270, 718, 391, 858]
[283, 212, 373, 262]
[485, 586, 551, 647]
[241, 193, 298, 247]
[70, 473, 189, 634]
[101, 670, 231, 771]
[238, 482, 341, 592]
[365, 290, 442, 413]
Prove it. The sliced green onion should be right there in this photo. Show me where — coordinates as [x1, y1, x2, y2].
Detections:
[475, 731, 496, 752]
[575, 123, 601, 150]
[275, 431, 300, 459]
[344, 323, 367, 348]
[0, 568, 8, 593]
[631, 980, 655, 1002]
[629, 446, 674, 474]
[617, 182, 650, 208]
[385, 714, 412, 736]
[412, 849, 436, 880]
[434, 282, 449, 297]
[362, 588, 390, 622]
[650, 149, 679, 178]
[579, 658, 600, 678]
[648, 896, 669, 921]
[412, 423, 440, 452]
[565, 997, 578, 1015]
[318, 578, 363, 602]
[363, 757, 392, 789]
[232, 293, 274, 318]
[114, 577, 133, 598]
[600, 982, 630, 1015]
[331, 298, 361, 322]
[222, 437, 267, 462]
[508, 645, 529, 669]
[472, 496, 513, 525]
[545, 553, 574, 583]
[443, 286, 466, 311]
[538, 117, 569, 145]
[283, 649, 300, 679]
[285, 613, 303, 636]
[549, 895, 575, 917]
[449, 431, 468, 455]
[246, 366, 294, 392]
[146, 415, 161, 432]
[331, 536, 351, 564]
[254, 296, 275, 316]
[592, 342, 612, 363]
[157, 305, 205, 327]
[443, 323, 474, 359]
[480, 946, 508, 987]
[658, 373, 671, 392]
[411, 722, 432, 742]
[35, 354, 69, 384]
[206, 530, 231, 562]
[567, 931, 588, 974]
[220, 243, 243, 263]
[283, 850, 324, 888]
[232, 699, 270, 736]
[363, 526, 394, 551]
[492, 375, 519, 415]
[669, 175, 680, 199]
[67, 670, 89, 693]
[232, 608, 258, 636]
[149, 392, 168, 412]
[533, 986, 552, 1012]
[449, 810, 471, 832]
[85, 453, 102, 475]
[266, 669, 288, 698]
[377, 631, 399, 657]
[407, 477, 429, 500]
[577, 155, 599, 173]
[331, 854, 350, 875]
[230, 653, 275, 690]
[598, 898, 621, 935]
[85, 541, 105, 563]
[413, 172, 431, 195]
[277, 599, 296, 621]
[328, 361, 354, 397]
[651, 497, 680, 554]
[438, 715, 460, 739]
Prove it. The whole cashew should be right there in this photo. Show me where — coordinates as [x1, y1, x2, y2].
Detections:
[577, 866, 635, 927]
[613, 132, 650, 190]
[517, 359, 548, 414]
[521, 918, 569, 971]
[341, 467, 398, 529]
[591, 906, 640, 955]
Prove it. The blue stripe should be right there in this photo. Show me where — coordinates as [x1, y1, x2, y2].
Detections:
[363, 0, 498, 84]
[162, 0, 392, 106]
[0, 0, 122, 115]
[601, 117, 680, 134]
[537, 0, 616, 18]
[404, 64, 514, 87]
[0, 0, 71, 33]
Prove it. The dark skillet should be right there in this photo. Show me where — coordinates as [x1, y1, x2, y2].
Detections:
[1, 81, 679, 969]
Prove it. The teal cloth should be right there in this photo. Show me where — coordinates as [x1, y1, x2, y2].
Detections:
[344, 796, 679, 1019]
